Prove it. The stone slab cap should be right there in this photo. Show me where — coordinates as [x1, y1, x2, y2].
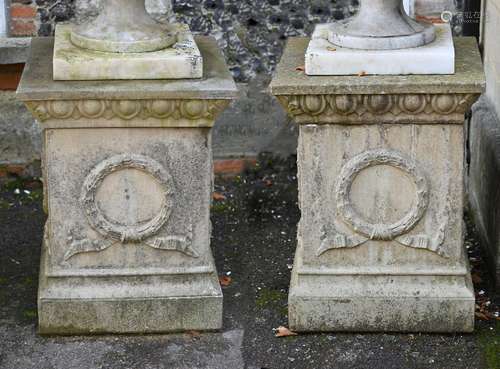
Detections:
[306, 24, 454, 76]
[0, 37, 31, 65]
[53, 24, 203, 81]
[270, 37, 485, 96]
[17, 36, 237, 101]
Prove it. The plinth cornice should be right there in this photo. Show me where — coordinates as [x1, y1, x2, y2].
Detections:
[276, 92, 480, 124]
[24, 98, 230, 127]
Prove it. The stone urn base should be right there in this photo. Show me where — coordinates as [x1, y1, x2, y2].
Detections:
[306, 24, 455, 76]
[53, 24, 202, 81]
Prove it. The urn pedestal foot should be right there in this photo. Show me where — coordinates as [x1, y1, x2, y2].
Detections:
[288, 242, 475, 333]
[38, 230, 223, 335]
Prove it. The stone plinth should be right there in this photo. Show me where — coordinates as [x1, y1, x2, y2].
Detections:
[17, 37, 237, 334]
[270, 37, 484, 332]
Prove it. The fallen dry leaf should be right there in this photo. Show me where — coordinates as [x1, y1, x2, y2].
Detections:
[275, 326, 298, 337]
[326, 46, 337, 52]
[187, 330, 201, 338]
[295, 65, 305, 72]
[213, 192, 226, 201]
[357, 71, 367, 77]
[475, 311, 490, 320]
[471, 273, 482, 284]
[219, 275, 232, 287]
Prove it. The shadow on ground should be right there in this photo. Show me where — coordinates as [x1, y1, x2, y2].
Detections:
[0, 154, 498, 369]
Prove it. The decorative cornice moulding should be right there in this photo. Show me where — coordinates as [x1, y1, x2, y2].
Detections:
[276, 93, 480, 124]
[24, 98, 231, 126]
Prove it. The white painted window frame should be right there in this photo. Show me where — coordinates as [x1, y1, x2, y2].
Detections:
[0, 0, 7, 37]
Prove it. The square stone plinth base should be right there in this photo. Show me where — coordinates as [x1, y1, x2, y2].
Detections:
[289, 266, 475, 333]
[53, 24, 203, 81]
[306, 24, 455, 76]
[38, 237, 223, 335]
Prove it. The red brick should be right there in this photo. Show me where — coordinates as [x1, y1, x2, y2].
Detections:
[0, 64, 25, 90]
[214, 158, 257, 176]
[9, 19, 36, 36]
[0, 165, 27, 177]
[10, 4, 37, 18]
[416, 15, 445, 24]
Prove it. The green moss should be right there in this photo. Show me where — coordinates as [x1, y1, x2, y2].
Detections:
[478, 322, 500, 369]
[211, 202, 230, 213]
[1, 178, 43, 204]
[25, 188, 43, 203]
[0, 277, 7, 284]
[0, 199, 12, 209]
[1, 178, 24, 192]
[23, 309, 37, 319]
[256, 288, 287, 308]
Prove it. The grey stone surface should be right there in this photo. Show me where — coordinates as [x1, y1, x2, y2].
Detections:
[53, 23, 202, 80]
[17, 36, 236, 334]
[481, 0, 500, 119]
[271, 37, 484, 332]
[289, 124, 475, 332]
[0, 37, 31, 64]
[1, 323, 245, 368]
[17, 37, 235, 101]
[0, 91, 41, 176]
[306, 23, 454, 76]
[213, 77, 297, 159]
[270, 37, 485, 96]
[37, 128, 223, 334]
[468, 96, 500, 290]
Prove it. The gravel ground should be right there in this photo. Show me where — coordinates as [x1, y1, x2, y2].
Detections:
[0, 154, 498, 369]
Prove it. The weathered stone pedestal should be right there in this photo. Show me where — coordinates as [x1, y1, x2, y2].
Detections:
[17, 37, 237, 334]
[271, 37, 484, 332]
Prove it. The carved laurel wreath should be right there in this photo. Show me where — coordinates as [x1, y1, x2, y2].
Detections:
[81, 154, 174, 243]
[336, 149, 429, 241]
[318, 149, 449, 258]
[65, 154, 198, 260]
